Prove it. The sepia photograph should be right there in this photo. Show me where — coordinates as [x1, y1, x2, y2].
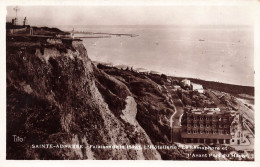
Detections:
[3, 2, 258, 163]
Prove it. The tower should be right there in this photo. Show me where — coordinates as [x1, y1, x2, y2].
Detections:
[13, 6, 20, 25]
[23, 17, 28, 26]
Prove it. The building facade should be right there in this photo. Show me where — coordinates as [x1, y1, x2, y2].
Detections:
[180, 79, 191, 89]
[230, 113, 246, 145]
[191, 83, 204, 93]
[181, 107, 234, 144]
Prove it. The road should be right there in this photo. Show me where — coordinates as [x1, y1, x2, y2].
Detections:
[165, 83, 184, 142]
[168, 88, 184, 127]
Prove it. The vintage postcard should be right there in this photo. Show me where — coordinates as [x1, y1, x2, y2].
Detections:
[1, 0, 260, 167]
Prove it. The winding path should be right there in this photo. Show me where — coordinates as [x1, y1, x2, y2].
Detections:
[165, 84, 184, 142]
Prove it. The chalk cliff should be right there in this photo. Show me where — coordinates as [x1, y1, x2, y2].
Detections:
[6, 37, 164, 160]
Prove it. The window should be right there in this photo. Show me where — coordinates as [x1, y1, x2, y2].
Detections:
[200, 124, 204, 127]
[193, 130, 197, 134]
[206, 117, 209, 120]
[219, 125, 222, 128]
[200, 117, 203, 120]
[224, 125, 228, 128]
[187, 130, 191, 134]
[206, 124, 209, 127]
[200, 130, 204, 134]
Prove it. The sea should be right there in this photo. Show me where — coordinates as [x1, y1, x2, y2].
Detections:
[59, 25, 254, 87]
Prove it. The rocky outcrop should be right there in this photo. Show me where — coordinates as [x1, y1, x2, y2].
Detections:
[6, 38, 161, 160]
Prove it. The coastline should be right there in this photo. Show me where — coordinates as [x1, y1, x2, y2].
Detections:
[5, 23, 255, 160]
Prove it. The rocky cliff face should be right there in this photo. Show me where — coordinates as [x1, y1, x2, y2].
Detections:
[7, 39, 162, 160]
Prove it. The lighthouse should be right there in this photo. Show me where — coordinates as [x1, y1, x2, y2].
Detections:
[71, 28, 75, 39]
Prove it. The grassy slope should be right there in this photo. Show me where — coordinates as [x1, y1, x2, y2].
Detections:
[97, 65, 189, 160]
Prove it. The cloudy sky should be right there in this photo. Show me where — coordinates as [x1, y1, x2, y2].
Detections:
[6, 5, 257, 27]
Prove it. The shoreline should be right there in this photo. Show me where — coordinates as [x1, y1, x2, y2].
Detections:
[93, 61, 254, 90]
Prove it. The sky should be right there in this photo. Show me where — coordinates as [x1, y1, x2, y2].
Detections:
[6, 5, 257, 27]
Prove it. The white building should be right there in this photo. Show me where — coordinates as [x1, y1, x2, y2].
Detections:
[191, 83, 204, 93]
[173, 85, 181, 90]
[180, 79, 191, 88]
[230, 113, 246, 145]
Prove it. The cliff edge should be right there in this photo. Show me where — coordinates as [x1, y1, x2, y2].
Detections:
[6, 36, 162, 160]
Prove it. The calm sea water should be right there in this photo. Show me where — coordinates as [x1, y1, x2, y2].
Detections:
[60, 26, 254, 87]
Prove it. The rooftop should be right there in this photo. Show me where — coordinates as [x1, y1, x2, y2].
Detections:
[186, 107, 231, 115]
